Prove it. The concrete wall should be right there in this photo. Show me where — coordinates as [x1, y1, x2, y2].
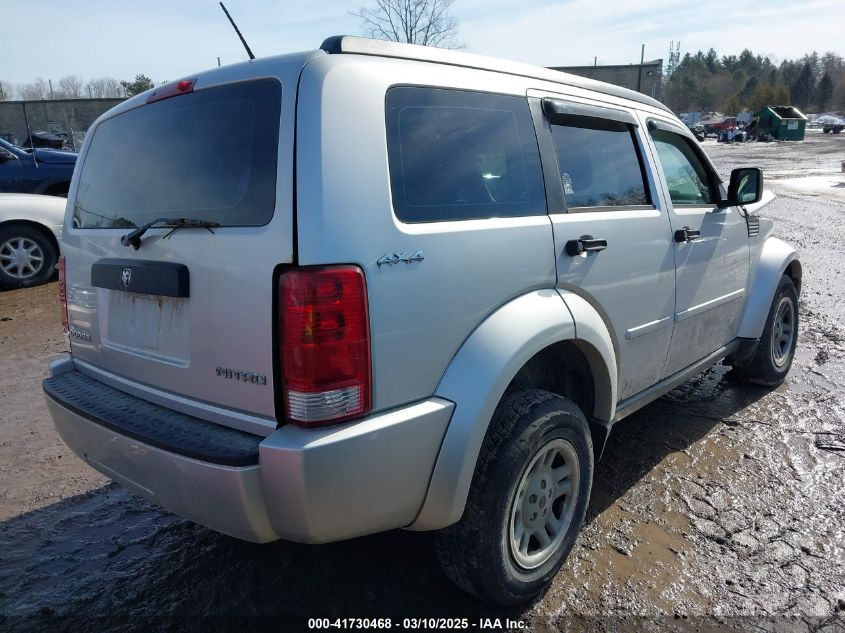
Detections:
[0, 98, 124, 150]
[549, 60, 664, 101]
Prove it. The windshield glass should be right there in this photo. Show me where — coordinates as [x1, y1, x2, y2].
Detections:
[73, 78, 281, 229]
[0, 139, 23, 153]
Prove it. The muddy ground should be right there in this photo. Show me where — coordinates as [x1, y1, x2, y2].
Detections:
[1, 132, 844, 632]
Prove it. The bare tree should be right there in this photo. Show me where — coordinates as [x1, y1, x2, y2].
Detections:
[351, 0, 461, 49]
[57, 75, 84, 99]
[0, 80, 12, 100]
[85, 78, 105, 98]
[85, 77, 124, 98]
[101, 77, 123, 97]
[19, 77, 49, 101]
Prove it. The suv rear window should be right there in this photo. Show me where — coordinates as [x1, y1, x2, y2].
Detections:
[73, 79, 281, 229]
[386, 87, 546, 223]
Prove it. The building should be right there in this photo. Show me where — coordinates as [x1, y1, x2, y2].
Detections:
[549, 59, 664, 101]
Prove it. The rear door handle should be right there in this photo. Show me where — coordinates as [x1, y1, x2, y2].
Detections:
[674, 227, 702, 243]
[565, 236, 608, 256]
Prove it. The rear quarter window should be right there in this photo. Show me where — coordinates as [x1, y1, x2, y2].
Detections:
[73, 78, 281, 229]
[385, 87, 546, 223]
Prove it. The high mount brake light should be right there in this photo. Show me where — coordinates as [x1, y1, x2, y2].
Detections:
[279, 266, 371, 427]
[146, 78, 197, 104]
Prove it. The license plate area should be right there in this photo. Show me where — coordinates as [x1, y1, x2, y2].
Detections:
[99, 290, 190, 366]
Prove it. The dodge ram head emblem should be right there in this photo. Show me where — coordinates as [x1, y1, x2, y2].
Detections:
[120, 267, 132, 289]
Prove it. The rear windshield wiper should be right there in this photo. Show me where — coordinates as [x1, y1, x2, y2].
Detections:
[120, 217, 221, 250]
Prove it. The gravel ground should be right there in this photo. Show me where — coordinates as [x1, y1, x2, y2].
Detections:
[0, 133, 844, 632]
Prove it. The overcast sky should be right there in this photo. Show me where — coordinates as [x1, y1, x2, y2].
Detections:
[1, 0, 842, 86]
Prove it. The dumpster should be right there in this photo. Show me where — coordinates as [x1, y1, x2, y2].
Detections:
[750, 105, 807, 141]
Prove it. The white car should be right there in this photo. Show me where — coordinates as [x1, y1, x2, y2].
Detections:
[0, 193, 64, 289]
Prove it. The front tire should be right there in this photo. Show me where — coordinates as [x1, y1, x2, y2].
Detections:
[731, 274, 799, 386]
[0, 224, 59, 290]
[436, 389, 593, 606]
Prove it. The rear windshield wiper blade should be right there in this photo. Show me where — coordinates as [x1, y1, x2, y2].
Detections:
[120, 217, 221, 250]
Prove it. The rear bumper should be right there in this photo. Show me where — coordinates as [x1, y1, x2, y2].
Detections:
[44, 358, 453, 543]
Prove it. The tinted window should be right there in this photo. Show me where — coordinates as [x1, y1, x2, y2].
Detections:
[550, 120, 649, 208]
[386, 87, 546, 222]
[651, 129, 715, 205]
[74, 79, 281, 228]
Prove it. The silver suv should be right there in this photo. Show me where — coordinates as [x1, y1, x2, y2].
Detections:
[44, 37, 801, 605]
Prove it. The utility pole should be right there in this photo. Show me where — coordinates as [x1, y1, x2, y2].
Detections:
[594, 56, 597, 67]
[637, 45, 645, 93]
[48, 79, 55, 100]
[217, 56, 221, 67]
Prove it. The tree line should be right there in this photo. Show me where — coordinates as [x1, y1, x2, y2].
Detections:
[663, 49, 845, 114]
[0, 74, 158, 101]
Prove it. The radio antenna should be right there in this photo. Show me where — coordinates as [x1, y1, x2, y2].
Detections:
[219, 2, 255, 60]
[22, 102, 38, 167]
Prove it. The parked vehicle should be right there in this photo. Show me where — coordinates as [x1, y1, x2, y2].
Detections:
[0, 138, 77, 197]
[687, 123, 706, 141]
[43, 37, 801, 606]
[21, 131, 65, 150]
[822, 122, 843, 134]
[0, 193, 64, 289]
[703, 117, 738, 136]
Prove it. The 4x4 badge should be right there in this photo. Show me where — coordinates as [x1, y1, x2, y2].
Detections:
[121, 267, 132, 289]
[377, 250, 424, 267]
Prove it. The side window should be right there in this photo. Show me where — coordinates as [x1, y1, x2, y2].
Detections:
[650, 128, 716, 206]
[385, 87, 546, 223]
[550, 119, 650, 209]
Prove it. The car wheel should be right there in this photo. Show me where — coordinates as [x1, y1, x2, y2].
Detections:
[436, 389, 593, 606]
[0, 224, 59, 290]
[731, 275, 799, 386]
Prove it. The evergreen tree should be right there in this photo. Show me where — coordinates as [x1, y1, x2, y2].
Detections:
[740, 76, 758, 101]
[725, 94, 742, 115]
[704, 48, 720, 74]
[790, 63, 815, 109]
[749, 83, 774, 111]
[120, 74, 155, 97]
[772, 84, 790, 106]
[818, 72, 834, 110]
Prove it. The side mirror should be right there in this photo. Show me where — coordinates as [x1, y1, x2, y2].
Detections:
[723, 167, 763, 207]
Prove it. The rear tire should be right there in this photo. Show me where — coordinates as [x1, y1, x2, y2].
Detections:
[731, 274, 799, 386]
[436, 389, 593, 606]
[0, 224, 58, 290]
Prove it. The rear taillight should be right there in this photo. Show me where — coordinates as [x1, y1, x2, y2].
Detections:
[279, 266, 371, 427]
[57, 255, 68, 333]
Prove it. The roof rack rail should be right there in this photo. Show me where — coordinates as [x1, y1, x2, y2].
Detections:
[319, 35, 671, 114]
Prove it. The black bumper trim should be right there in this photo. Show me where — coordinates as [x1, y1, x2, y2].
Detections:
[43, 370, 262, 467]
